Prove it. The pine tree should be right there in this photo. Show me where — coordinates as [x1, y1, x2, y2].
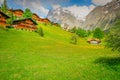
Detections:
[70, 34, 77, 44]
[23, 8, 33, 18]
[105, 20, 120, 51]
[38, 27, 44, 37]
[1, 0, 8, 13]
[76, 28, 88, 37]
[93, 28, 104, 39]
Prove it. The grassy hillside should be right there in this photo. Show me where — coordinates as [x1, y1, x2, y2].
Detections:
[0, 24, 120, 80]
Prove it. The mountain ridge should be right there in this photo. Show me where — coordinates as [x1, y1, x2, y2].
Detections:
[47, 7, 83, 30]
[83, 0, 120, 30]
[47, 0, 120, 30]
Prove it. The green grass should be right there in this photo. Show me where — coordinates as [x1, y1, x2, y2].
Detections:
[0, 24, 120, 80]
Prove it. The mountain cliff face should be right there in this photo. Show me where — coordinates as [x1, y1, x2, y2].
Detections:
[84, 0, 120, 30]
[47, 0, 120, 30]
[47, 7, 83, 30]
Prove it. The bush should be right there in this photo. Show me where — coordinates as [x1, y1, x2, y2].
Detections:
[76, 28, 88, 37]
[6, 26, 13, 28]
[70, 34, 77, 44]
[0, 25, 8, 30]
[38, 27, 44, 37]
[87, 30, 92, 36]
[69, 27, 77, 33]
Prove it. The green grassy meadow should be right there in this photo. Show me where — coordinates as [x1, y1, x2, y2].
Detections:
[0, 24, 120, 80]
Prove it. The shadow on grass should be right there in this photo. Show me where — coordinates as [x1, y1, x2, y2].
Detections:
[94, 57, 120, 71]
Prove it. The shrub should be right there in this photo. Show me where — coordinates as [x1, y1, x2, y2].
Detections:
[76, 28, 88, 37]
[6, 26, 13, 29]
[70, 34, 77, 44]
[0, 25, 7, 30]
[87, 30, 92, 36]
[38, 27, 44, 37]
[69, 27, 77, 33]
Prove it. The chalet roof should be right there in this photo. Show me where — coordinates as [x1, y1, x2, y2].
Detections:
[87, 39, 101, 43]
[13, 18, 37, 25]
[51, 22, 58, 24]
[44, 18, 50, 21]
[33, 13, 39, 18]
[41, 18, 50, 22]
[9, 9, 24, 12]
[0, 11, 10, 18]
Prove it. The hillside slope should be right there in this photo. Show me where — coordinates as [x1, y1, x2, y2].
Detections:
[0, 25, 120, 80]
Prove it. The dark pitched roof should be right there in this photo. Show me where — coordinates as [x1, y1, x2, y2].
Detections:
[87, 39, 101, 43]
[9, 9, 24, 12]
[0, 11, 10, 18]
[44, 18, 50, 21]
[13, 18, 37, 25]
[33, 13, 39, 17]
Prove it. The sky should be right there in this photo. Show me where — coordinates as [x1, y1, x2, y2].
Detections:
[0, 0, 112, 19]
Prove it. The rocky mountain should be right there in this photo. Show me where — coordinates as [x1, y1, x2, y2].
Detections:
[47, 0, 120, 30]
[47, 7, 83, 30]
[84, 0, 120, 30]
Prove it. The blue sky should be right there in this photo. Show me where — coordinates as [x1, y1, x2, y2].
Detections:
[69, 0, 92, 6]
[0, 0, 112, 19]
[5, 0, 92, 10]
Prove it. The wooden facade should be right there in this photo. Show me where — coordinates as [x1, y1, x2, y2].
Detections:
[40, 18, 50, 23]
[32, 13, 40, 21]
[0, 11, 10, 27]
[9, 9, 23, 17]
[87, 39, 101, 44]
[51, 22, 60, 27]
[32, 13, 50, 23]
[13, 18, 37, 31]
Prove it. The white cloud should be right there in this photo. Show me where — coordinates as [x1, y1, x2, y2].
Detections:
[64, 5, 95, 21]
[52, 4, 61, 9]
[14, 0, 70, 17]
[15, 0, 49, 18]
[0, 0, 4, 4]
[92, 0, 112, 6]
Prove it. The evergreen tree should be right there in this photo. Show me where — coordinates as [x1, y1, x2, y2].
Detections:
[23, 8, 33, 18]
[1, 0, 8, 13]
[70, 34, 77, 44]
[105, 20, 120, 51]
[93, 28, 104, 39]
[6, 13, 15, 26]
[87, 30, 92, 36]
[76, 28, 88, 37]
[38, 27, 44, 37]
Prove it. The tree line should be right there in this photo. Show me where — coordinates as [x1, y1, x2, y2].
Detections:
[70, 24, 120, 52]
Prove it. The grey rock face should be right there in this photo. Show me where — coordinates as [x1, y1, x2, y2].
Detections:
[47, 0, 120, 30]
[47, 7, 83, 30]
[84, 0, 120, 30]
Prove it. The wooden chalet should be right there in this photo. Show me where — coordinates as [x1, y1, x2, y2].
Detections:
[40, 18, 50, 23]
[51, 22, 60, 27]
[32, 13, 40, 21]
[12, 18, 37, 31]
[0, 11, 10, 27]
[87, 39, 101, 44]
[32, 13, 50, 23]
[9, 9, 23, 17]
